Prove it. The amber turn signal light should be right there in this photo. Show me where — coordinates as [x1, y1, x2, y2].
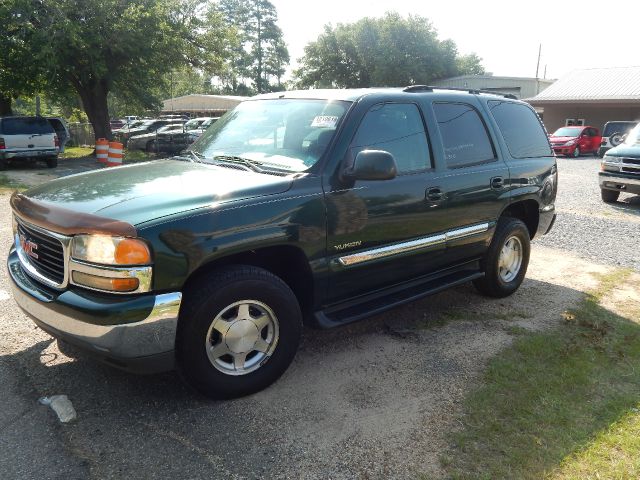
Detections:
[72, 271, 140, 292]
[114, 238, 151, 265]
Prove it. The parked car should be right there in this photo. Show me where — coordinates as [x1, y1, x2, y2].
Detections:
[7, 87, 557, 398]
[598, 120, 638, 157]
[183, 117, 213, 131]
[46, 117, 70, 153]
[187, 117, 219, 141]
[114, 119, 176, 146]
[0, 116, 59, 169]
[548, 126, 601, 157]
[127, 124, 186, 152]
[599, 123, 640, 202]
[110, 119, 125, 130]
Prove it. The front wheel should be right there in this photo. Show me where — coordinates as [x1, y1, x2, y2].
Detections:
[473, 217, 531, 298]
[572, 146, 581, 158]
[177, 266, 302, 399]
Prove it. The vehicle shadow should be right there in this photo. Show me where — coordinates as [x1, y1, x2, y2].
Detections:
[2, 277, 639, 479]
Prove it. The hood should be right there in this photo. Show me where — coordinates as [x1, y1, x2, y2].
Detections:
[22, 159, 293, 226]
[606, 143, 640, 157]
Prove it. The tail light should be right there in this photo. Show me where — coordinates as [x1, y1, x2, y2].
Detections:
[0, 137, 4, 150]
[54, 134, 59, 148]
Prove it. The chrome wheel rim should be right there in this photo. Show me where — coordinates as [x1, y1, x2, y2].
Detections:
[205, 300, 279, 376]
[498, 236, 523, 283]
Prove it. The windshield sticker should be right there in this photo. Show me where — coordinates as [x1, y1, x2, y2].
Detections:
[311, 116, 339, 128]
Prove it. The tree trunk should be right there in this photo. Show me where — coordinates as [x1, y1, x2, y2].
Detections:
[76, 81, 112, 143]
[0, 94, 12, 116]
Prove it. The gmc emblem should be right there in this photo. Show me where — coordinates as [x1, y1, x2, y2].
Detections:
[19, 234, 39, 260]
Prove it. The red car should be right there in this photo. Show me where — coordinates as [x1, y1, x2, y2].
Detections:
[548, 126, 601, 157]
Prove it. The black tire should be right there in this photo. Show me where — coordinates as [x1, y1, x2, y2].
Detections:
[0, 159, 7, 171]
[572, 146, 581, 158]
[145, 140, 156, 153]
[601, 189, 620, 203]
[473, 217, 531, 298]
[176, 265, 302, 399]
[45, 156, 58, 168]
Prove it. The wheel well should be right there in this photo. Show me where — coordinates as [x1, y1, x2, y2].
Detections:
[500, 200, 539, 239]
[183, 246, 315, 317]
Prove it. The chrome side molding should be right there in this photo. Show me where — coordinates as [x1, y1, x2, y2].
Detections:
[338, 222, 489, 267]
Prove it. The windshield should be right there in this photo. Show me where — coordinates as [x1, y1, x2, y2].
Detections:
[552, 127, 581, 137]
[603, 121, 637, 137]
[190, 99, 350, 172]
[184, 119, 202, 129]
[623, 124, 640, 145]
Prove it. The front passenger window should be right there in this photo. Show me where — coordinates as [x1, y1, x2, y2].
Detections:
[350, 103, 431, 173]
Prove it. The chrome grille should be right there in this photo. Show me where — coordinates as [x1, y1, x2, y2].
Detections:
[622, 157, 640, 166]
[17, 221, 65, 284]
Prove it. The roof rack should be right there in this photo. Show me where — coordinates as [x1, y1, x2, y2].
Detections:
[402, 85, 518, 100]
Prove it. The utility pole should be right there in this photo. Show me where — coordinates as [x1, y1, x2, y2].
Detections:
[535, 44, 542, 78]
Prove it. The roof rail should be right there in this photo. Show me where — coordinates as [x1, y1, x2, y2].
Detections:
[402, 85, 518, 100]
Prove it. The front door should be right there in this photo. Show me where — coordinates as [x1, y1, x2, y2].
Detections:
[324, 102, 450, 304]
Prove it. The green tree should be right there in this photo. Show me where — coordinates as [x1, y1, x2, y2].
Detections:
[217, 0, 289, 93]
[3, 0, 232, 140]
[294, 13, 484, 88]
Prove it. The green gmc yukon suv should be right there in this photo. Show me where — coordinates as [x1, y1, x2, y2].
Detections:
[8, 87, 557, 398]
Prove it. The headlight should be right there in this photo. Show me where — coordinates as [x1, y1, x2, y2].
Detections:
[71, 235, 151, 265]
[602, 155, 621, 164]
[564, 140, 576, 146]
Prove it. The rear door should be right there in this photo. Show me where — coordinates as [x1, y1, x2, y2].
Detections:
[425, 98, 511, 264]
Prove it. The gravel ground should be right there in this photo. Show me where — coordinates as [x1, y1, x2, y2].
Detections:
[537, 156, 640, 271]
[0, 156, 638, 479]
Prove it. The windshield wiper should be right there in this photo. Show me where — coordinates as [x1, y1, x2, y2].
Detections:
[212, 155, 266, 173]
[186, 150, 206, 163]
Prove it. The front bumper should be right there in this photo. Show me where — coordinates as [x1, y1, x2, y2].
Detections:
[599, 172, 640, 195]
[552, 145, 576, 156]
[8, 249, 181, 373]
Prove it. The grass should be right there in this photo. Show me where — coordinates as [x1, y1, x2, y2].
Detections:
[0, 174, 29, 193]
[60, 146, 94, 159]
[442, 269, 640, 479]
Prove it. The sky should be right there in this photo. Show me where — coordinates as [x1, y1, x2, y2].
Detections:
[271, 0, 640, 81]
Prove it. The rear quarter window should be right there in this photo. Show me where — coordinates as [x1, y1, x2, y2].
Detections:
[0, 117, 54, 135]
[487, 101, 552, 158]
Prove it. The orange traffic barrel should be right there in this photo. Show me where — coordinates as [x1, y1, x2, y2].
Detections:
[107, 141, 124, 166]
[96, 138, 109, 163]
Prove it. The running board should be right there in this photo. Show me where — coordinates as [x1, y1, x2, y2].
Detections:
[314, 264, 483, 329]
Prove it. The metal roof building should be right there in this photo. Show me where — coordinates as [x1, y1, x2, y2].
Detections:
[526, 66, 640, 132]
[161, 94, 246, 116]
[430, 74, 555, 100]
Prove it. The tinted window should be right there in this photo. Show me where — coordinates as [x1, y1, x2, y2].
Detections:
[603, 122, 636, 137]
[0, 117, 54, 135]
[351, 103, 431, 173]
[488, 101, 553, 158]
[433, 103, 495, 168]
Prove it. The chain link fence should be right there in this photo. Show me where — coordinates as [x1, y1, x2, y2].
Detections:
[68, 122, 95, 147]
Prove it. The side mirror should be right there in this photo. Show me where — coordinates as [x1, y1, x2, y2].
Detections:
[344, 150, 397, 181]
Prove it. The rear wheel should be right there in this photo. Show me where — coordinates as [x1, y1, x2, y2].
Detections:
[177, 266, 302, 399]
[601, 189, 620, 203]
[45, 157, 58, 168]
[473, 217, 530, 298]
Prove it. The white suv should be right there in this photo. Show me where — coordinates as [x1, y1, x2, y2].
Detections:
[0, 116, 59, 169]
[598, 120, 638, 157]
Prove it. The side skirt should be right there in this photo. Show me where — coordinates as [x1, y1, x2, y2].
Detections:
[313, 260, 483, 329]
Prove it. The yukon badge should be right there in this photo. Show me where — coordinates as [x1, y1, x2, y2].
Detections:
[334, 240, 362, 251]
[19, 234, 39, 260]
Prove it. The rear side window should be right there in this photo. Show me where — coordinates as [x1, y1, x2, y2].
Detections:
[487, 101, 552, 158]
[351, 103, 431, 173]
[0, 117, 54, 135]
[433, 102, 495, 168]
